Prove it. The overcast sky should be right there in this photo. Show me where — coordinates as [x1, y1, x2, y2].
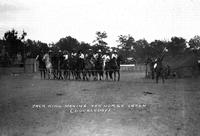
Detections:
[0, 0, 200, 46]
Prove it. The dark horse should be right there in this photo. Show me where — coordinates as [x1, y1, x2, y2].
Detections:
[154, 52, 171, 83]
[94, 55, 104, 80]
[68, 55, 77, 80]
[84, 57, 95, 80]
[75, 57, 85, 80]
[106, 57, 120, 81]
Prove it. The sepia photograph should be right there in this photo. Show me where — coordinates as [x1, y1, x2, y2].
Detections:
[0, 0, 200, 135]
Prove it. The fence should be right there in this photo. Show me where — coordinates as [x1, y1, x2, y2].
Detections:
[120, 64, 146, 72]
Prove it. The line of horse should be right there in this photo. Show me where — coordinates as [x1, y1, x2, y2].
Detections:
[36, 51, 121, 81]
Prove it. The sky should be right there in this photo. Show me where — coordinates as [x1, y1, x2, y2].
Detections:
[0, 0, 200, 46]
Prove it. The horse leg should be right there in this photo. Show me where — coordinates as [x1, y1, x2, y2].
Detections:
[46, 70, 48, 79]
[101, 71, 104, 80]
[156, 71, 159, 83]
[105, 71, 108, 80]
[69, 70, 71, 80]
[93, 71, 97, 80]
[63, 70, 65, 80]
[117, 70, 120, 81]
[72, 70, 76, 80]
[50, 68, 53, 80]
[61, 70, 64, 80]
[60, 70, 63, 80]
[47, 69, 50, 80]
[162, 72, 165, 83]
[97, 72, 100, 80]
[58, 70, 61, 80]
[40, 70, 43, 79]
[114, 71, 116, 81]
[66, 70, 69, 80]
[56, 69, 59, 79]
[87, 71, 90, 80]
[76, 71, 79, 80]
[82, 70, 86, 80]
[152, 70, 155, 79]
[52, 69, 55, 79]
[43, 69, 46, 79]
[109, 71, 113, 80]
[85, 71, 89, 81]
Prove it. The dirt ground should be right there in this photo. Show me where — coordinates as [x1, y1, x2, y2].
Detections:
[0, 72, 200, 136]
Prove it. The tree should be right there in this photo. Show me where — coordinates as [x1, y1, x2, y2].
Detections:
[189, 35, 200, 50]
[93, 31, 108, 46]
[77, 42, 91, 54]
[3, 29, 27, 60]
[25, 39, 49, 58]
[168, 37, 187, 56]
[149, 40, 167, 58]
[117, 34, 135, 50]
[135, 39, 149, 62]
[55, 36, 80, 53]
[117, 35, 136, 62]
[93, 31, 108, 53]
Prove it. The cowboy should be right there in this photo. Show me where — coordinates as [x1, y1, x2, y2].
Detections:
[111, 50, 118, 59]
[93, 51, 99, 59]
[63, 50, 69, 60]
[43, 50, 52, 63]
[103, 51, 111, 62]
[57, 50, 64, 79]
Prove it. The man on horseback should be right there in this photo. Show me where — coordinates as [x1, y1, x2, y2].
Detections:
[154, 47, 168, 83]
[103, 50, 111, 80]
[43, 50, 53, 79]
[36, 51, 46, 79]
[75, 51, 85, 80]
[109, 50, 120, 81]
[57, 50, 64, 80]
[84, 52, 95, 80]
[68, 50, 77, 80]
[94, 49, 104, 80]
[61, 50, 70, 80]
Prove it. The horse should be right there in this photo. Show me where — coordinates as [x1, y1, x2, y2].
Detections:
[68, 55, 77, 80]
[84, 57, 95, 80]
[61, 54, 70, 80]
[43, 53, 52, 80]
[116, 56, 121, 81]
[94, 55, 104, 80]
[36, 54, 46, 79]
[76, 57, 85, 80]
[51, 53, 59, 79]
[104, 59, 112, 80]
[154, 52, 167, 83]
[109, 57, 120, 81]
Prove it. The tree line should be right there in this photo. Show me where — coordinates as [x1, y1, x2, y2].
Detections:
[0, 29, 200, 64]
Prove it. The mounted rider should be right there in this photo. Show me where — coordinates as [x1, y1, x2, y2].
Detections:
[111, 49, 118, 59]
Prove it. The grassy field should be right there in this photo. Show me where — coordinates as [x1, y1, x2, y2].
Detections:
[0, 72, 200, 136]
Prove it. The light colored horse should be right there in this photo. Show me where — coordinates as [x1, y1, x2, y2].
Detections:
[43, 53, 52, 79]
